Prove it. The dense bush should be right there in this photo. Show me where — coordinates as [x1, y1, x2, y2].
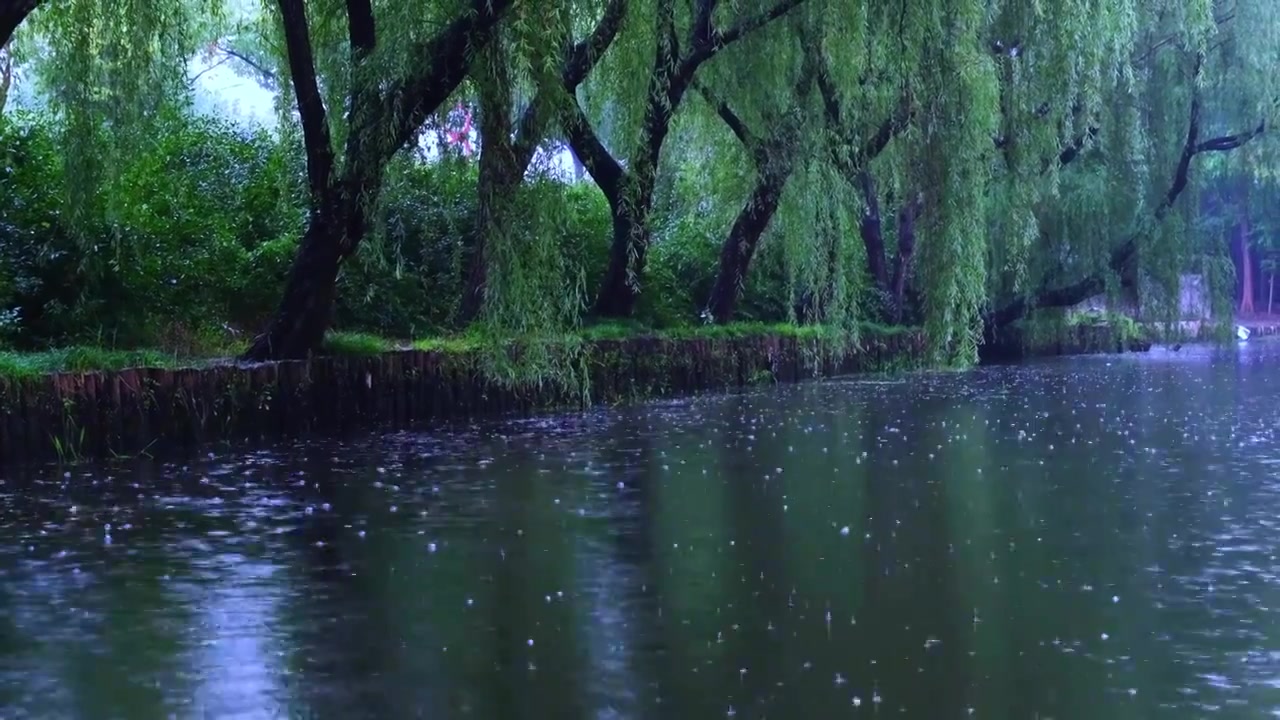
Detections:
[0, 109, 301, 351]
[0, 107, 804, 353]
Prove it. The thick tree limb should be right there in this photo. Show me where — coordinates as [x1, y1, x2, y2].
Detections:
[692, 79, 764, 160]
[276, 0, 335, 208]
[517, 0, 628, 169]
[678, 0, 809, 80]
[379, 0, 514, 162]
[713, 0, 806, 49]
[0, 0, 36, 49]
[561, 100, 626, 204]
[564, 0, 628, 88]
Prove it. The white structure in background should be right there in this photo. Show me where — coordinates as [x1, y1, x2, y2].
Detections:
[1069, 273, 1211, 321]
[1237, 324, 1251, 341]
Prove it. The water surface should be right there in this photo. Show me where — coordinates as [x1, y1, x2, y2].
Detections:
[2, 341, 1279, 718]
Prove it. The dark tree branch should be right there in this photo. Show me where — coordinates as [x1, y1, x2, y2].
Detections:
[0, 0, 37, 49]
[713, 0, 806, 49]
[380, 0, 515, 161]
[276, 0, 335, 208]
[678, 0, 809, 77]
[564, 0, 629, 88]
[562, 100, 625, 203]
[512, 0, 628, 170]
[693, 79, 763, 156]
[1195, 119, 1265, 153]
[212, 42, 278, 84]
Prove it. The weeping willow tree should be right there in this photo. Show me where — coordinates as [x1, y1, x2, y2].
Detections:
[563, 0, 809, 318]
[458, 0, 627, 327]
[6, 0, 225, 217]
[984, 0, 1274, 335]
[658, 0, 997, 361]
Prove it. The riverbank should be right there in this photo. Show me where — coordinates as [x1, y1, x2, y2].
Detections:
[0, 325, 927, 463]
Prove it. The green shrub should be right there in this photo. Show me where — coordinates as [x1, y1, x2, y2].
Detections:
[0, 108, 301, 350]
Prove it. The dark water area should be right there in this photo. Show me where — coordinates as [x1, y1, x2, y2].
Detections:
[2, 341, 1279, 719]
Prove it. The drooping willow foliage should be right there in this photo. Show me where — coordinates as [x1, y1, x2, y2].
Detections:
[2, 0, 1276, 366]
[17, 0, 225, 222]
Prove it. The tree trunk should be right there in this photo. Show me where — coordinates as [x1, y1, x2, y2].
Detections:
[458, 39, 518, 325]
[591, 88, 674, 319]
[244, 218, 346, 359]
[890, 196, 920, 321]
[1269, 271, 1274, 315]
[706, 167, 790, 323]
[593, 192, 653, 317]
[1239, 220, 1254, 316]
[459, 153, 521, 324]
[858, 171, 888, 290]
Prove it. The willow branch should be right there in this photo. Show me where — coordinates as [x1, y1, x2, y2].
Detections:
[562, 99, 625, 203]
[564, 0, 628, 88]
[713, 0, 807, 48]
[693, 79, 761, 154]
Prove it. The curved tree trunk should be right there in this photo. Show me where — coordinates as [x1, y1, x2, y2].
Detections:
[706, 169, 790, 323]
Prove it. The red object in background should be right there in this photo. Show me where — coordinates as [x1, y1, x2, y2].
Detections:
[446, 103, 473, 156]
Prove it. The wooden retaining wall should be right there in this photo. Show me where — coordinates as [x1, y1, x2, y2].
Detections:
[0, 332, 927, 464]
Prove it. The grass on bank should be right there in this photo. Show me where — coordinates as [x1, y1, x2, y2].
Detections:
[0, 321, 911, 379]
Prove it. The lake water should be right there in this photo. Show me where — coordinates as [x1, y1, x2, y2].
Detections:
[1, 341, 1279, 719]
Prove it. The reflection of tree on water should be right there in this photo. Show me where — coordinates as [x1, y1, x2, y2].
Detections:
[854, 387, 968, 716]
[483, 435, 586, 720]
[716, 390, 801, 714]
[278, 440, 449, 718]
